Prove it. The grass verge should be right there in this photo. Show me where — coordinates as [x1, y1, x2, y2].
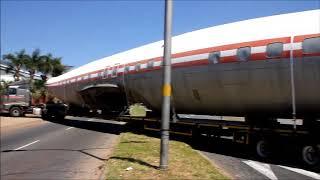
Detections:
[105, 132, 229, 179]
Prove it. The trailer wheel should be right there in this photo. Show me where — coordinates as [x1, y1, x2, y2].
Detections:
[10, 107, 22, 117]
[41, 113, 49, 120]
[256, 139, 272, 158]
[301, 145, 319, 166]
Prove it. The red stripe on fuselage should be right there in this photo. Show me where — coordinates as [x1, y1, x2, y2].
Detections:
[48, 34, 319, 87]
[294, 33, 320, 43]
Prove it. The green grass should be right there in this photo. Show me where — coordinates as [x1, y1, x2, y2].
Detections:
[105, 132, 229, 180]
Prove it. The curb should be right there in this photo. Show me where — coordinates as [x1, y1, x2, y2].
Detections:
[99, 135, 121, 180]
[196, 150, 234, 180]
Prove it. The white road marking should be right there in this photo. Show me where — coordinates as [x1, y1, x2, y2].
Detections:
[14, 140, 40, 150]
[243, 160, 278, 180]
[279, 165, 320, 179]
[66, 127, 74, 130]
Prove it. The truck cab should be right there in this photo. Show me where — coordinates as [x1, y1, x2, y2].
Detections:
[0, 85, 31, 117]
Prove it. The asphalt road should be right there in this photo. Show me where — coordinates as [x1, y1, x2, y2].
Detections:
[1, 115, 319, 180]
[1, 116, 123, 180]
[196, 138, 320, 180]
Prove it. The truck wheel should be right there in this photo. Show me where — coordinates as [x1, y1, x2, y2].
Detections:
[301, 145, 319, 166]
[256, 139, 272, 158]
[41, 113, 48, 120]
[10, 107, 22, 117]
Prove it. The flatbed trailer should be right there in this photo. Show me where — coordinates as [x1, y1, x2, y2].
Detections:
[41, 102, 320, 167]
[117, 115, 320, 167]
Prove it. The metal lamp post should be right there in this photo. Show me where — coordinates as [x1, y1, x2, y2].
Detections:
[160, 0, 173, 170]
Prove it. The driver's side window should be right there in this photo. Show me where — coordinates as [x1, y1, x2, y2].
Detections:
[8, 88, 17, 95]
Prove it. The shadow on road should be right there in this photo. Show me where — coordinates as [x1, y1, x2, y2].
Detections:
[44, 117, 124, 135]
[1, 147, 111, 161]
[109, 156, 158, 169]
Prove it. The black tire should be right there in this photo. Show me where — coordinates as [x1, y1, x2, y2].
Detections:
[256, 139, 272, 159]
[41, 113, 48, 120]
[10, 107, 22, 117]
[301, 145, 320, 166]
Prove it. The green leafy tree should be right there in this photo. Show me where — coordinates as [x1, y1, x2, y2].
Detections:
[2, 49, 28, 81]
[29, 51, 66, 103]
[51, 57, 66, 77]
[3, 49, 67, 104]
[32, 79, 47, 103]
[0, 80, 11, 95]
[40, 53, 66, 81]
[24, 49, 46, 84]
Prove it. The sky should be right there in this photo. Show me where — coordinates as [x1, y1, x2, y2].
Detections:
[1, 0, 319, 68]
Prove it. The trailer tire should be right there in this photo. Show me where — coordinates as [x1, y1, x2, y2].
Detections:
[41, 113, 48, 120]
[256, 139, 272, 159]
[301, 145, 319, 166]
[10, 107, 22, 117]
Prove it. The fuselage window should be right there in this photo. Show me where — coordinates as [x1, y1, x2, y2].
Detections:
[208, 51, 220, 64]
[147, 60, 154, 69]
[303, 37, 320, 54]
[237, 47, 251, 62]
[135, 64, 141, 71]
[103, 69, 108, 78]
[124, 66, 130, 73]
[112, 68, 117, 76]
[266, 42, 283, 58]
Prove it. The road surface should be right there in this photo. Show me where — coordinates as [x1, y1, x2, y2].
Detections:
[0, 116, 122, 180]
[197, 138, 320, 180]
[1, 115, 319, 179]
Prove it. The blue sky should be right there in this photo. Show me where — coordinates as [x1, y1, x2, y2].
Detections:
[1, 0, 319, 68]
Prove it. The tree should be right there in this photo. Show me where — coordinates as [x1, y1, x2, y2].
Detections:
[30, 51, 66, 103]
[3, 49, 67, 103]
[2, 49, 28, 81]
[0, 80, 11, 95]
[39, 53, 66, 81]
[23, 49, 46, 84]
[51, 57, 66, 77]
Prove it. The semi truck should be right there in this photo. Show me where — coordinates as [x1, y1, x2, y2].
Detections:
[0, 84, 32, 117]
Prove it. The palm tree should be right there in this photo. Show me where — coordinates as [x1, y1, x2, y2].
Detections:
[2, 49, 28, 81]
[39, 53, 66, 81]
[39, 53, 54, 81]
[51, 57, 66, 77]
[23, 49, 46, 85]
[33, 53, 66, 103]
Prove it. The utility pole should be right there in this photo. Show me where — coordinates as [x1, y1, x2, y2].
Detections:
[290, 36, 297, 130]
[160, 0, 173, 170]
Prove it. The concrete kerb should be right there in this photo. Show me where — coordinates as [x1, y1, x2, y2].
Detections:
[99, 135, 121, 180]
[196, 150, 234, 180]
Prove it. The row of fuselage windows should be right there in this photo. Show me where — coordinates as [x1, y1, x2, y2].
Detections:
[127, 37, 320, 70]
[209, 37, 320, 64]
[57, 37, 320, 85]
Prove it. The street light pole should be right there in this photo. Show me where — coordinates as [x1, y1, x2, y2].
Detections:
[160, 0, 173, 170]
